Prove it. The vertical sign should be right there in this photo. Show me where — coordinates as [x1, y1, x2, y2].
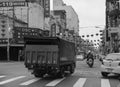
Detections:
[44, 0, 50, 17]
[51, 24, 56, 37]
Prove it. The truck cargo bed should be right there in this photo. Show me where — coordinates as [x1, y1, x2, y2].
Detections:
[24, 37, 76, 77]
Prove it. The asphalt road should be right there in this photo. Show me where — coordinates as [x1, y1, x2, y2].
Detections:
[0, 59, 119, 87]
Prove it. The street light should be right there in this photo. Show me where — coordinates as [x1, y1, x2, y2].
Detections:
[7, 27, 11, 61]
[7, 15, 11, 61]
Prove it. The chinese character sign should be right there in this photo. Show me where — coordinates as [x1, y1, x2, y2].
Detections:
[44, 0, 50, 17]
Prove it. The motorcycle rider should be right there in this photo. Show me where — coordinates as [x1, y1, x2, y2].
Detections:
[86, 50, 94, 62]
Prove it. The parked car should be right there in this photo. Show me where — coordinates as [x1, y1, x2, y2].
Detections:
[101, 53, 120, 77]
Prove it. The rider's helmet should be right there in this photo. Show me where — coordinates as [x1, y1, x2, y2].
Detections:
[88, 50, 91, 54]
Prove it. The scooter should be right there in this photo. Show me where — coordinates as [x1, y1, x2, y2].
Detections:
[86, 58, 94, 68]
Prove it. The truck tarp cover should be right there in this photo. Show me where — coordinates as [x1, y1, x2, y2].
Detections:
[24, 37, 76, 65]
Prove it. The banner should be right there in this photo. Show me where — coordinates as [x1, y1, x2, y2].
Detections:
[44, 0, 50, 17]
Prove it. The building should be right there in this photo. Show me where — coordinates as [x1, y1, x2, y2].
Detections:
[49, 10, 66, 37]
[105, 0, 120, 53]
[53, 0, 79, 36]
[26, 0, 50, 18]
[0, 0, 50, 61]
[28, 3, 44, 29]
[0, 0, 50, 30]
[0, 13, 28, 61]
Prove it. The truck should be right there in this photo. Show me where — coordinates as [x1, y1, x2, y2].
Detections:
[24, 37, 76, 78]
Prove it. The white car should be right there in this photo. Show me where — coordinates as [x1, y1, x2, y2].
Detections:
[101, 53, 120, 77]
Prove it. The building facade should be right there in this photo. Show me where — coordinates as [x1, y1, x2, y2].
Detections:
[49, 10, 66, 37]
[0, 0, 50, 61]
[105, 0, 120, 53]
[53, 0, 79, 36]
[0, 13, 28, 61]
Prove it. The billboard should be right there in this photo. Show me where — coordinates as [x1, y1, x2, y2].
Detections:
[0, 1, 27, 7]
[13, 27, 43, 41]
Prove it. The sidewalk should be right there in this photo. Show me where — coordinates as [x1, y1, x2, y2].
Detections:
[0, 60, 24, 64]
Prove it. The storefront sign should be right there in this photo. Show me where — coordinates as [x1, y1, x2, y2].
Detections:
[44, 0, 50, 17]
[14, 27, 43, 40]
[109, 27, 120, 33]
[0, 1, 27, 7]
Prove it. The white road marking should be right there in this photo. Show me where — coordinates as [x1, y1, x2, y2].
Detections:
[117, 83, 120, 87]
[0, 76, 6, 78]
[46, 78, 65, 86]
[20, 78, 41, 85]
[0, 76, 26, 85]
[101, 79, 111, 87]
[73, 78, 87, 87]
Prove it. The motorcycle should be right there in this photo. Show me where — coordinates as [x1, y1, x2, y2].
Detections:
[86, 58, 94, 68]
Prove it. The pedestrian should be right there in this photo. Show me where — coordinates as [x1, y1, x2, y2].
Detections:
[18, 50, 23, 61]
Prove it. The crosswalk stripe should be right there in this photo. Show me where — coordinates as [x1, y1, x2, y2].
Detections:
[45, 78, 65, 86]
[73, 78, 87, 87]
[0, 76, 6, 78]
[0, 76, 26, 85]
[20, 78, 41, 85]
[101, 79, 110, 87]
[117, 83, 120, 87]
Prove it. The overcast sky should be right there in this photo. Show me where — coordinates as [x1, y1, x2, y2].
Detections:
[63, 0, 106, 47]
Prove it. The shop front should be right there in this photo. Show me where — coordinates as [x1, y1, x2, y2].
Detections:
[0, 44, 24, 61]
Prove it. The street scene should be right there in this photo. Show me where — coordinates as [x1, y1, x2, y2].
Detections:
[0, 59, 120, 87]
[0, 0, 120, 87]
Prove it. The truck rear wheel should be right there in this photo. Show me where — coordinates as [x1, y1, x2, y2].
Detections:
[59, 67, 65, 78]
[101, 72, 108, 77]
[70, 64, 75, 74]
[33, 69, 44, 78]
[34, 73, 44, 78]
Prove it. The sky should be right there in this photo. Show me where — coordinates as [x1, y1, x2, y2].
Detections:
[62, 0, 106, 47]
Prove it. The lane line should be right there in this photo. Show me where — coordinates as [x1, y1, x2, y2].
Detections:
[0, 76, 6, 78]
[20, 78, 41, 85]
[101, 79, 111, 87]
[0, 76, 26, 85]
[46, 78, 65, 86]
[73, 78, 87, 87]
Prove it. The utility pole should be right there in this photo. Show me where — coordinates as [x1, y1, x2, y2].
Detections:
[7, 16, 10, 61]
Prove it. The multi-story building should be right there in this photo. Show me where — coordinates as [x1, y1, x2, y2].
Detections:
[0, 0, 50, 61]
[105, 0, 120, 53]
[0, 13, 28, 61]
[53, 0, 79, 36]
[49, 10, 66, 37]
[28, 3, 44, 29]
[0, 0, 51, 29]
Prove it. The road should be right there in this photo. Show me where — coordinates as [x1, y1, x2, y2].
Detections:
[0, 59, 119, 87]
